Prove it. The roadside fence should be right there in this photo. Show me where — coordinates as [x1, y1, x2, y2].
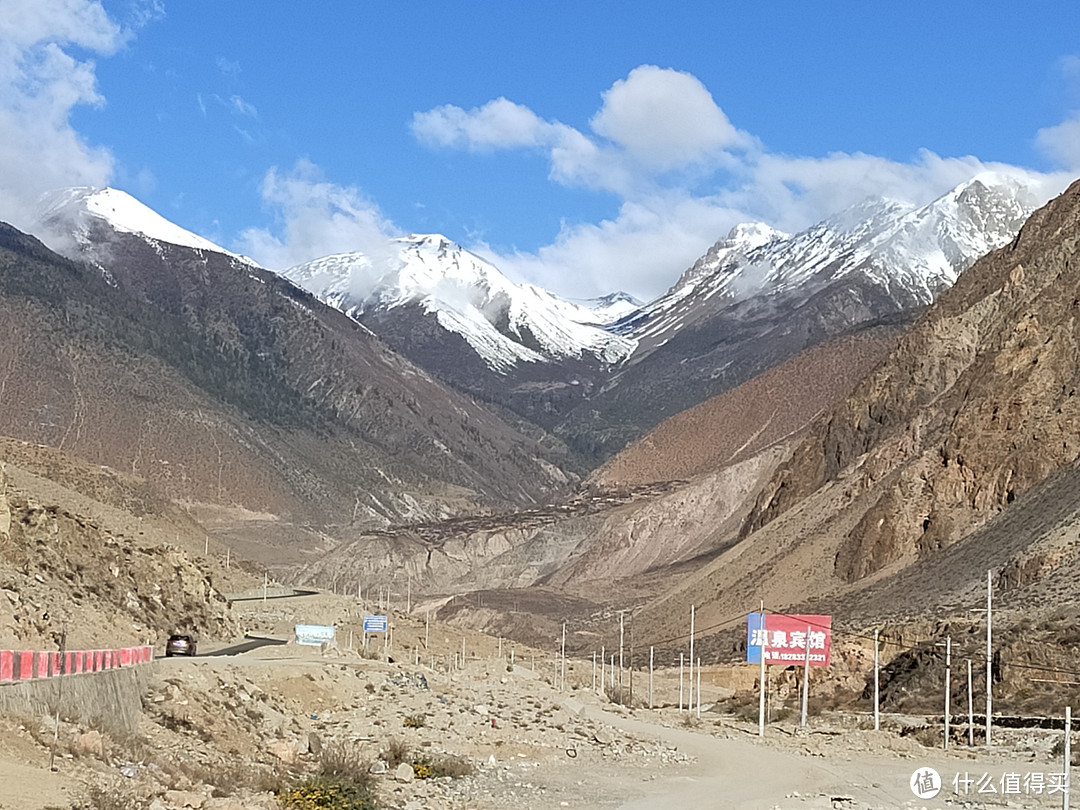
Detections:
[0, 645, 153, 682]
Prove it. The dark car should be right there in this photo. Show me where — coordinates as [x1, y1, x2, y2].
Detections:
[165, 634, 197, 657]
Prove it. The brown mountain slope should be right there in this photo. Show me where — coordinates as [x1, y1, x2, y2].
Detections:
[0, 223, 574, 542]
[626, 177, 1080, 647]
[743, 177, 1080, 580]
[299, 330, 900, 609]
[0, 442, 244, 650]
[588, 330, 900, 489]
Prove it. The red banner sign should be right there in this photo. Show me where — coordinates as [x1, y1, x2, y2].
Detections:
[747, 613, 832, 666]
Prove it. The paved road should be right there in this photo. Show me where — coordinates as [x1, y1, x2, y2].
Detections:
[160, 634, 287, 659]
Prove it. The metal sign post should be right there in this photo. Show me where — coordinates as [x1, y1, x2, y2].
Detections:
[944, 636, 951, 750]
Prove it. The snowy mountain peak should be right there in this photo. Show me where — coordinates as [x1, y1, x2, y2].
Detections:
[725, 221, 788, 251]
[576, 292, 643, 325]
[284, 236, 637, 372]
[624, 173, 1051, 354]
[33, 187, 247, 260]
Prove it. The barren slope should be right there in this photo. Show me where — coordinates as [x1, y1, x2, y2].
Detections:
[0, 223, 575, 537]
[589, 330, 899, 489]
[630, 177, 1080, 648]
[0, 441, 244, 650]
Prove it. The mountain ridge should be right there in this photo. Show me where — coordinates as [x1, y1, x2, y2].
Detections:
[283, 234, 638, 372]
[0, 218, 577, 552]
[555, 174, 1049, 458]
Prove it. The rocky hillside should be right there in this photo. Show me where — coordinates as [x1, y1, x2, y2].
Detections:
[0, 220, 577, 542]
[0, 439, 241, 650]
[588, 330, 899, 489]
[619, 177, 1080, 649]
[294, 329, 900, 623]
[558, 176, 1047, 459]
[744, 177, 1080, 576]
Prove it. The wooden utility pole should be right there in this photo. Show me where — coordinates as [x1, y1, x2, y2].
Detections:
[696, 657, 701, 718]
[600, 646, 605, 694]
[649, 646, 654, 709]
[972, 660, 980, 747]
[679, 653, 684, 712]
[561, 622, 566, 691]
[48, 624, 67, 772]
[619, 611, 625, 690]
[1064, 705, 1072, 810]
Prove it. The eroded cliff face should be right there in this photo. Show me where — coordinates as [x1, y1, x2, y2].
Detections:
[741, 179, 1080, 583]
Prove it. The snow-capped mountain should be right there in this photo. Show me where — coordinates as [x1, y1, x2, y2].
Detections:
[33, 187, 253, 263]
[284, 234, 637, 372]
[576, 291, 643, 325]
[556, 173, 1051, 459]
[623, 173, 1041, 356]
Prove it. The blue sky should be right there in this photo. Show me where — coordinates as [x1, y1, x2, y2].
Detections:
[2, 1, 1079, 299]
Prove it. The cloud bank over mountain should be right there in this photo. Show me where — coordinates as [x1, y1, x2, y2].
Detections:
[2, 5, 1077, 302]
[412, 65, 1074, 299]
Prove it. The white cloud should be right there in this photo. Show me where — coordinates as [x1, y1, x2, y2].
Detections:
[726, 149, 1070, 233]
[1033, 54, 1080, 172]
[477, 194, 747, 300]
[413, 64, 1076, 299]
[1037, 112, 1080, 172]
[216, 56, 242, 81]
[229, 95, 259, 119]
[235, 158, 402, 270]
[411, 66, 752, 197]
[412, 97, 551, 151]
[589, 65, 749, 169]
[0, 0, 126, 230]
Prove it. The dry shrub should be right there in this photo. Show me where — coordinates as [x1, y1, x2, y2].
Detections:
[67, 784, 149, 810]
[279, 776, 376, 810]
[901, 724, 942, 749]
[412, 752, 473, 779]
[279, 739, 378, 810]
[171, 755, 289, 796]
[380, 737, 411, 768]
[605, 685, 640, 707]
[318, 739, 376, 791]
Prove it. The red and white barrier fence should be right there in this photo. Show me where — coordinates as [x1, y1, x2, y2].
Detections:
[0, 645, 153, 682]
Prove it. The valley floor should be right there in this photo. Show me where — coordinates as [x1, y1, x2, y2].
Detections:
[0, 628, 1074, 810]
